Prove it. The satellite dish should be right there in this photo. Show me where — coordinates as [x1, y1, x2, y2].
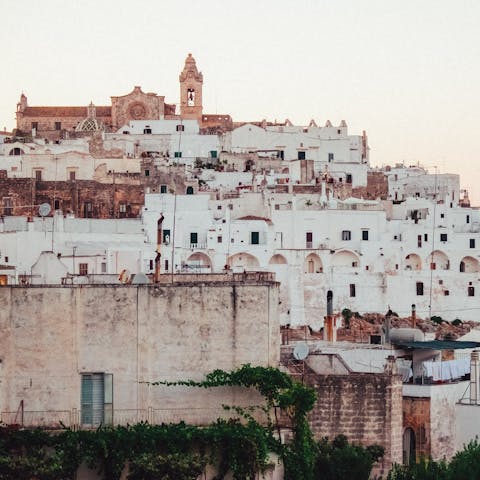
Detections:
[132, 273, 150, 285]
[38, 203, 51, 217]
[293, 343, 309, 361]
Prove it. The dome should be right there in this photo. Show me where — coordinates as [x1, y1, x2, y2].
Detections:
[75, 117, 104, 132]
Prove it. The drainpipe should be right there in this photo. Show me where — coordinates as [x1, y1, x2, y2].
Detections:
[470, 350, 480, 404]
[411, 304, 416, 328]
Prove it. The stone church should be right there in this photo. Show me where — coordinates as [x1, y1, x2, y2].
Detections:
[15, 54, 232, 140]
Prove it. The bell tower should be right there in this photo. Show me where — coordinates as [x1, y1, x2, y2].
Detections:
[179, 53, 203, 121]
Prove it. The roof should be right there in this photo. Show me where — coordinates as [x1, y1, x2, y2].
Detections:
[22, 106, 111, 117]
[395, 340, 480, 350]
[236, 215, 273, 224]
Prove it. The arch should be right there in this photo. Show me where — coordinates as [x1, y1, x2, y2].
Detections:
[405, 253, 422, 271]
[269, 254, 287, 265]
[403, 427, 416, 465]
[185, 252, 212, 272]
[227, 252, 259, 271]
[460, 256, 479, 273]
[9, 147, 24, 156]
[304, 253, 323, 273]
[332, 250, 360, 268]
[186, 186, 194, 195]
[427, 250, 450, 270]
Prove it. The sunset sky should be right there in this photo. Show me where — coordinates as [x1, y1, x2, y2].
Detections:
[1, 0, 479, 202]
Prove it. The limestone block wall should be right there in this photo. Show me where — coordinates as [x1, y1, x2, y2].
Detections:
[307, 372, 403, 477]
[0, 282, 279, 424]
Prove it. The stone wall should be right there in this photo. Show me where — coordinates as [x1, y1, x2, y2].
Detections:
[0, 282, 279, 426]
[307, 372, 403, 477]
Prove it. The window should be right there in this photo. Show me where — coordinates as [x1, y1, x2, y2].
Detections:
[31, 122, 38, 130]
[349, 284, 356, 297]
[306, 232, 313, 248]
[468, 286, 475, 297]
[119, 203, 127, 218]
[346, 174, 352, 184]
[174, 151, 182, 158]
[417, 235, 422, 248]
[210, 150, 217, 158]
[163, 229, 170, 244]
[440, 213, 444, 218]
[440, 233, 447, 242]
[416, 282, 424, 296]
[467, 215, 470, 224]
[100, 262, 106, 273]
[444, 290, 450, 296]
[35, 170, 42, 181]
[144, 169, 150, 177]
[3, 197, 13, 216]
[297, 151, 306, 160]
[81, 373, 113, 426]
[251, 231, 259, 245]
[186, 186, 194, 195]
[278, 150, 284, 160]
[342, 230, 351, 241]
[143, 128, 152, 134]
[160, 185, 167, 194]
[54, 199, 60, 210]
[176, 124, 185, 132]
[424, 233, 428, 241]
[362, 230, 369, 241]
[149, 259, 154, 270]
[190, 232, 198, 245]
[79, 263, 88, 276]
[217, 236, 222, 243]
[55, 121, 61, 131]
[328, 152, 334, 162]
[470, 239, 475, 249]
[164, 259, 169, 271]
[4, 257, 8, 263]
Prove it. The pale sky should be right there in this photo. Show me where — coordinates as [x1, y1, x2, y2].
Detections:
[1, 0, 480, 203]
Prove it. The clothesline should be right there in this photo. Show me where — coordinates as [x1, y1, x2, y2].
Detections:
[423, 358, 470, 382]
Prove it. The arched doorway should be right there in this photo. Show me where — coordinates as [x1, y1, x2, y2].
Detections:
[304, 253, 323, 273]
[460, 256, 479, 273]
[186, 186, 194, 195]
[185, 252, 212, 273]
[227, 253, 259, 272]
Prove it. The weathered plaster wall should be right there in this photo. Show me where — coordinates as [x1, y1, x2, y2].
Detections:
[0, 282, 279, 424]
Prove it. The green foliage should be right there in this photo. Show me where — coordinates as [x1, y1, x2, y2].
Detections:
[431, 315, 444, 325]
[387, 458, 449, 480]
[128, 452, 206, 480]
[315, 435, 384, 480]
[448, 439, 480, 480]
[451, 318, 462, 326]
[342, 308, 353, 328]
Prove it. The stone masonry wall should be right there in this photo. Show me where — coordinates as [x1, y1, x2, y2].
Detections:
[307, 372, 403, 477]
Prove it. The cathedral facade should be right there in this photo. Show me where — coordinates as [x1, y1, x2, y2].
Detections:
[15, 54, 231, 140]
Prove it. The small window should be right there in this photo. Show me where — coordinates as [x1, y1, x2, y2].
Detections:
[79, 263, 88, 276]
[416, 282, 424, 296]
[297, 151, 306, 160]
[328, 152, 334, 162]
[144, 169, 150, 177]
[149, 260, 154, 270]
[424, 233, 428, 241]
[342, 230, 351, 241]
[346, 174, 352, 184]
[217, 205, 222, 210]
[417, 235, 422, 248]
[362, 230, 369, 241]
[3, 197, 13, 216]
[174, 151, 182, 158]
[69, 170, 76, 181]
[440, 233, 448, 242]
[119, 203, 127, 217]
[186, 186, 194, 195]
[470, 239, 475, 249]
[54, 199, 60, 210]
[467, 215, 470, 224]
[55, 121, 61, 131]
[160, 185, 167, 194]
[101, 262, 107, 273]
[210, 150, 217, 158]
[143, 128, 152, 134]
[35, 170, 42, 181]
[468, 286, 475, 297]
[164, 259, 169, 271]
[31, 122, 38, 130]
[349, 284, 356, 297]
[251, 231, 260, 245]
[440, 213, 445, 218]
[306, 232, 313, 248]
[80, 373, 113, 426]
[217, 236, 222, 243]
[163, 229, 171, 244]
[4, 256, 8, 263]
[444, 290, 450, 296]
[190, 232, 198, 244]
[176, 124, 185, 132]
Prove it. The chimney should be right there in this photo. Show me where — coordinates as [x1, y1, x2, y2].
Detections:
[470, 350, 480, 404]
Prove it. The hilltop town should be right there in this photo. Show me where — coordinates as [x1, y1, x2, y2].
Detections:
[1, 54, 480, 478]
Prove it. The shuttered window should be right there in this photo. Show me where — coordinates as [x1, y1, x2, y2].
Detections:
[81, 373, 113, 426]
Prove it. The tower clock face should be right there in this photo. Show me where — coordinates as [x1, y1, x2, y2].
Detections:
[129, 103, 146, 119]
